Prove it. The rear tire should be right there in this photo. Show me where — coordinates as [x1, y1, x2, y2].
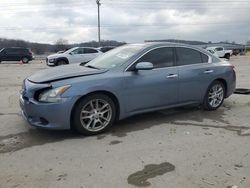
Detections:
[203, 81, 225, 111]
[72, 94, 116, 135]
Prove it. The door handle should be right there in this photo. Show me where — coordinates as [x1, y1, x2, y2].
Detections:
[167, 74, 178, 79]
[204, 70, 214, 74]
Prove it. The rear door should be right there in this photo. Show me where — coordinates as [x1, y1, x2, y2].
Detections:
[176, 47, 214, 103]
[83, 48, 100, 62]
[123, 47, 179, 112]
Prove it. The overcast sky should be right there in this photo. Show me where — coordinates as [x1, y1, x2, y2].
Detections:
[0, 0, 250, 44]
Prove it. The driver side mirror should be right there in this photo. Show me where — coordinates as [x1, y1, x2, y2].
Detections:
[135, 62, 154, 71]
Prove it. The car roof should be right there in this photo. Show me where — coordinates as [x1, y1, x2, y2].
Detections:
[140, 42, 208, 52]
[206, 46, 222, 50]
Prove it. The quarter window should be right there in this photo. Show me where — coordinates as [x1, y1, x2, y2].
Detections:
[176, 47, 202, 66]
[201, 53, 209, 63]
[136, 47, 174, 69]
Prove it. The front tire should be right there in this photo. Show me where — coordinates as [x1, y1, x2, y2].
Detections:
[57, 60, 67, 66]
[72, 94, 116, 135]
[225, 53, 230, 60]
[203, 81, 225, 111]
[21, 57, 29, 64]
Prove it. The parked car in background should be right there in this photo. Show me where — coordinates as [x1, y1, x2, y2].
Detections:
[0, 47, 33, 63]
[206, 48, 219, 57]
[46, 47, 102, 66]
[206, 46, 232, 60]
[20, 43, 236, 135]
[57, 50, 66, 54]
[98, 46, 116, 53]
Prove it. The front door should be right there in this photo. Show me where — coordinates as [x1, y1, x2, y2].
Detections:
[69, 48, 85, 63]
[123, 47, 179, 113]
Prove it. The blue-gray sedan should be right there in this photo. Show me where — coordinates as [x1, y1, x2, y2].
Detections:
[20, 43, 236, 135]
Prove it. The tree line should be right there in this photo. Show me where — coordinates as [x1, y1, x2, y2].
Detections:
[0, 38, 126, 54]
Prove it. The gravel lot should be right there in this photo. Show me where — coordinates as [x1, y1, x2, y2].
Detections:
[0, 57, 249, 188]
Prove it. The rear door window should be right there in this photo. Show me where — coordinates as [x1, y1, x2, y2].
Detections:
[16, 49, 26, 54]
[84, 48, 98, 54]
[201, 53, 209, 63]
[176, 47, 203, 66]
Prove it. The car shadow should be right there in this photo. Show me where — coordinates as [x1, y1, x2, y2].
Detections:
[0, 128, 83, 154]
[109, 106, 227, 137]
[1, 105, 248, 154]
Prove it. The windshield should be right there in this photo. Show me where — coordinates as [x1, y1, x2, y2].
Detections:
[207, 49, 215, 54]
[63, 47, 77, 54]
[85, 44, 145, 69]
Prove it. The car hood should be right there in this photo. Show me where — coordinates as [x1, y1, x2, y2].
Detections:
[28, 64, 108, 83]
[47, 53, 65, 59]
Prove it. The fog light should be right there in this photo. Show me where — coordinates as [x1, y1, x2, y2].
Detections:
[40, 117, 49, 125]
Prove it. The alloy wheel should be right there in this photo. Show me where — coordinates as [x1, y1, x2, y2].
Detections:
[80, 99, 112, 132]
[22, 57, 28, 63]
[208, 84, 224, 108]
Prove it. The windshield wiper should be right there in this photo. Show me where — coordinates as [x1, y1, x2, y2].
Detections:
[84, 65, 99, 69]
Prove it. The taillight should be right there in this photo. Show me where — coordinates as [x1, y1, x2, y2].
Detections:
[229, 64, 236, 74]
[230, 64, 235, 69]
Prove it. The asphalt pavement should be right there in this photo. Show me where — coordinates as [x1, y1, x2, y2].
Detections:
[0, 56, 249, 188]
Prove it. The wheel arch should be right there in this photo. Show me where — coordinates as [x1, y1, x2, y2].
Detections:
[213, 78, 228, 96]
[56, 57, 69, 65]
[70, 90, 120, 128]
[20, 56, 29, 63]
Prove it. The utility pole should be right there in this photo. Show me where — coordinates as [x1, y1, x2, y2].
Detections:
[96, 0, 101, 47]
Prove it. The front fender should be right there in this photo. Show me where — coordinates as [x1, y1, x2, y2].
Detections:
[56, 57, 69, 64]
[53, 76, 127, 120]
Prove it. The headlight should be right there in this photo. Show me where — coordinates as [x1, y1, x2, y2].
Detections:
[49, 59, 56, 63]
[38, 85, 71, 103]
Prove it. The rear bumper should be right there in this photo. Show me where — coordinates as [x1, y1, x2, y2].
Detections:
[19, 94, 77, 130]
[225, 70, 236, 98]
[226, 80, 236, 98]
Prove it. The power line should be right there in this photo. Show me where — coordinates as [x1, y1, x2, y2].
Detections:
[0, 21, 249, 31]
[1, 0, 250, 13]
[1, 0, 250, 7]
[1, 6, 249, 14]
